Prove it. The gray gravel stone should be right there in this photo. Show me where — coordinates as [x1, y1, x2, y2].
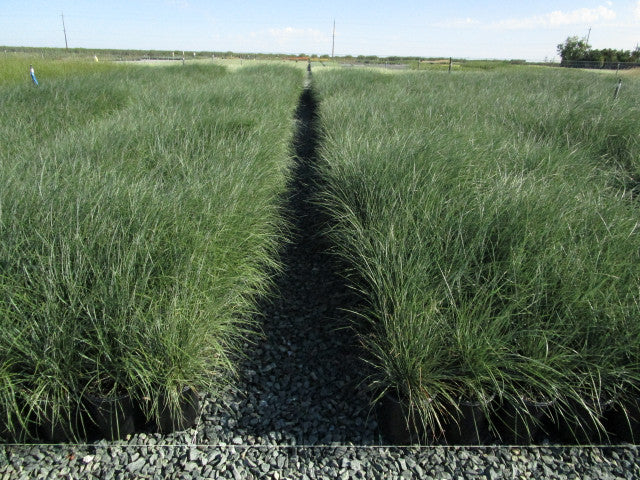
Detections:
[126, 457, 146, 473]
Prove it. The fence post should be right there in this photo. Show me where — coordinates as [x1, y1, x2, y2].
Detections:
[448, 57, 452, 73]
[614, 78, 622, 100]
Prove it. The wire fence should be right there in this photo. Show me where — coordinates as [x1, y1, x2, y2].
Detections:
[560, 60, 640, 70]
[0, 46, 259, 62]
[4, 47, 639, 73]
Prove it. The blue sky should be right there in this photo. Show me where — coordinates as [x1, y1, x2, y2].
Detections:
[1, 1, 639, 61]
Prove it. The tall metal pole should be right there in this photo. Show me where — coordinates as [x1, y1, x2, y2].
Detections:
[61, 13, 69, 50]
[331, 20, 335, 59]
[585, 27, 591, 44]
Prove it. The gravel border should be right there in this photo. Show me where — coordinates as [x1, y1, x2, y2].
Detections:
[2, 81, 640, 479]
[3, 444, 639, 479]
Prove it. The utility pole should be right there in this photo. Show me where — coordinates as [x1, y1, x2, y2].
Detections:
[61, 13, 69, 50]
[331, 20, 335, 59]
[585, 27, 591, 44]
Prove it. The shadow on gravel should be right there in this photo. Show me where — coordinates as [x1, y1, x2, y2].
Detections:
[228, 79, 378, 445]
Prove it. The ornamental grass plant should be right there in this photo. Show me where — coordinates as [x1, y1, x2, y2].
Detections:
[491, 67, 640, 183]
[313, 67, 640, 443]
[0, 60, 302, 440]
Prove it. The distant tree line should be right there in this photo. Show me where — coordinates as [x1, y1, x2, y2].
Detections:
[557, 36, 640, 68]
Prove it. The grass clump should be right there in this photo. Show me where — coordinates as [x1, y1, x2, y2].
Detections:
[313, 67, 640, 443]
[0, 60, 302, 440]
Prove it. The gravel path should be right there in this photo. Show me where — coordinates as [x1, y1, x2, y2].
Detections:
[190, 84, 378, 449]
[2, 80, 640, 479]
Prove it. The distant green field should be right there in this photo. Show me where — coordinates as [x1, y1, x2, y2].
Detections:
[0, 55, 118, 86]
[0, 58, 302, 440]
[314, 66, 640, 443]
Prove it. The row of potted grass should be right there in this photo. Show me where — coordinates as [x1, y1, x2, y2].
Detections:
[0, 62, 303, 441]
[313, 67, 640, 444]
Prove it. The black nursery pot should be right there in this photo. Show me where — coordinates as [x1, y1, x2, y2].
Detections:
[555, 397, 614, 444]
[38, 417, 75, 443]
[376, 392, 435, 445]
[444, 395, 493, 445]
[0, 408, 29, 443]
[604, 396, 640, 443]
[150, 387, 200, 434]
[36, 401, 89, 443]
[0, 412, 9, 441]
[84, 393, 137, 441]
[495, 397, 556, 445]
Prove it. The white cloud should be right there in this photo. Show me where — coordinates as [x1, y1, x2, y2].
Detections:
[634, 0, 640, 19]
[547, 5, 616, 25]
[492, 4, 617, 29]
[432, 5, 619, 31]
[237, 27, 329, 53]
[432, 18, 481, 29]
[266, 27, 328, 46]
[165, 0, 190, 8]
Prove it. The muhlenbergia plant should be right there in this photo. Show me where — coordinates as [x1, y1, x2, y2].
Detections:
[0, 60, 302, 440]
[313, 66, 640, 443]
